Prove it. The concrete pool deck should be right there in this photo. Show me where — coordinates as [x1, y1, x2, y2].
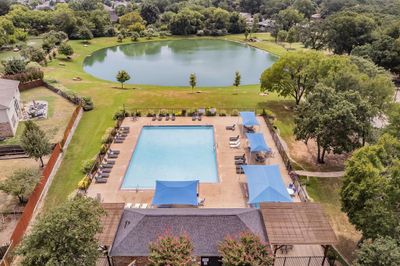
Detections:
[87, 116, 300, 207]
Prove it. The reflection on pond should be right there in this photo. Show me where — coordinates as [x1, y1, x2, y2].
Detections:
[83, 39, 277, 86]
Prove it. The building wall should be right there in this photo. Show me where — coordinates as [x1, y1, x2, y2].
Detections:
[0, 88, 21, 137]
[0, 122, 13, 137]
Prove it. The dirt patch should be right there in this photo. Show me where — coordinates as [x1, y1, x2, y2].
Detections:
[0, 213, 21, 244]
[288, 137, 349, 172]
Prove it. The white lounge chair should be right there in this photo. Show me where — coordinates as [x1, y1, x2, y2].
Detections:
[125, 203, 132, 208]
[229, 139, 240, 145]
[230, 141, 241, 148]
[140, 203, 148, 208]
[134, 203, 141, 208]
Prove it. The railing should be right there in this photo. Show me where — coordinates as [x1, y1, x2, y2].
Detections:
[274, 256, 330, 266]
[61, 106, 82, 148]
[0, 145, 27, 159]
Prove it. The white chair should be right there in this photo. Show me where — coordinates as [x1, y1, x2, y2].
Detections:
[229, 139, 240, 145]
[125, 203, 132, 208]
[230, 141, 241, 148]
[134, 203, 141, 208]
[140, 203, 148, 208]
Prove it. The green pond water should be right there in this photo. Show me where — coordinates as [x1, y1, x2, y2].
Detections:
[83, 39, 277, 87]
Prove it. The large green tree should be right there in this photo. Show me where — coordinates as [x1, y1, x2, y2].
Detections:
[276, 7, 304, 31]
[20, 121, 52, 167]
[260, 51, 323, 105]
[385, 103, 400, 139]
[17, 196, 105, 265]
[354, 236, 400, 266]
[0, 168, 40, 204]
[218, 232, 274, 265]
[148, 232, 194, 266]
[326, 11, 376, 54]
[140, 1, 160, 24]
[294, 85, 367, 163]
[341, 134, 400, 239]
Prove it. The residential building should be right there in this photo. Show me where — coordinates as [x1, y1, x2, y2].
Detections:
[0, 79, 21, 138]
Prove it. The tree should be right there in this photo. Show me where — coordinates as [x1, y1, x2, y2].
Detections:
[260, 51, 322, 105]
[131, 31, 140, 41]
[170, 9, 204, 35]
[21, 47, 46, 63]
[228, 12, 246, 34]
[340, 134, 400, 239]
[140, 1, 160, 24]
[239, 0, 263, 14]
[116, 70, 131, 89]
[326, 11, 375, 54]
[0, 0, 11, 16]
[277, 30, 288, 42]
[20, 121, 52, 167]
[218, 232, 274, 265]
[294, 85, 365, 163]
[0, 168, 40, 204]
[276, 7, 304, 31]
[354, 236, 400, 266]
[119, 11, 143, 28]
[385, 103, 400, 139]
[233, 71, 241, 88]
[293, 0, 316, 18]
[1, 58, 27, 75]
[17, 196, 105, 265]
[189, 73, 196, 93]
[286, 27, 298, 47]
[244, 27, 249, 40]
[299, 20, 328, 50]
[58, 42, 74, 58]
[148, 232, 194, 266]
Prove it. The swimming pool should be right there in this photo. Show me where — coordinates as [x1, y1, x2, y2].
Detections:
[121, 126, 219, 189]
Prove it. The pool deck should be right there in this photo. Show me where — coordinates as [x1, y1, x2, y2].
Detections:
[87, 116, 300, 207]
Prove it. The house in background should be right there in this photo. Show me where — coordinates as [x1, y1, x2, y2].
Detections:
[0, 79, 21, 138]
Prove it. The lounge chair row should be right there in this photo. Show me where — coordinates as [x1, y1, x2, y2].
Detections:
[152, 114, 176, 121]
[192, 113, 202, 121]
[235, 154, 246, 174]
[95, 149, 120, 183]
[230, 138, 241, 148]
[114, 127, 130, 144]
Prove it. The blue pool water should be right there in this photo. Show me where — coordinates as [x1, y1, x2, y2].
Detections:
[122, 126, 219, 189]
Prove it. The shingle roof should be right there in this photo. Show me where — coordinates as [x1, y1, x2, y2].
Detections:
[110, 208, 267, 257]
[0, 79, 19, 110]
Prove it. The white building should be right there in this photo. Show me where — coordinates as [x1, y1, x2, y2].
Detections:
[0, 79, 21, 138]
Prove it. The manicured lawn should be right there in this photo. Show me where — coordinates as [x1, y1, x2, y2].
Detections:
[1, 87, 75, 145]
[303, 176, 361, 263]
[0, 37, 44, 65]
[43, 34, 300, 210]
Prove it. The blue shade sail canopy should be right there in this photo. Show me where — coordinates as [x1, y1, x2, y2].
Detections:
[152, 180, 199, 206]
[240, 112, 260, 127]
[246, 133, 271, 153]
[242, 165, 292, 204]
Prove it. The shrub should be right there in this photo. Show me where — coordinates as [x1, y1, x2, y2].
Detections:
[82, 96, 94, 111]
[231, 109, 239, 116]
[101, 128, 113, 144]
[117, 34, 123, 42]
[21, 46, 46, 63]
[58, 43, 74, 58]
[100, 144, 108, 155]
[131, 32, 140, 42]
[77, 176, 91, 190]
[80, 157, 97, 174]
[2, 58, 27, 75]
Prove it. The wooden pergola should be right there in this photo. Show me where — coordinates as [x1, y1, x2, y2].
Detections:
[259, 202, 338, 265]
[97, 203, 125, 246]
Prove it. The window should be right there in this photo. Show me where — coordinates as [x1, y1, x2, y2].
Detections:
[14, 99, 20, 116]
[11, 114, 16, 128]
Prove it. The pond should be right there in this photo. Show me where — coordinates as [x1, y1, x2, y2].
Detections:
[83, 39, 277, 87]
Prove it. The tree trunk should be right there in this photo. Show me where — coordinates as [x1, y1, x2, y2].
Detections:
[317, 141, 321, 163]
[18, 195, 25, 204]
[320, 148, 326, 164]
[121, 82, 124, 89]
[39, 156, 44, 168]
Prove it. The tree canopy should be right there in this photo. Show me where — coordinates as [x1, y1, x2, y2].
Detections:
[17, 196, 105, 265]
[0, 168, 40, 204]
[354, 236, 400, 266]
[340, 134, 400, 239]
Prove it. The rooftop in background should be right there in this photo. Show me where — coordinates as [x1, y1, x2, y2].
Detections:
[109, 208, 267, 257]
[0, 79, 19, 109]
[259, 202, 338, 245]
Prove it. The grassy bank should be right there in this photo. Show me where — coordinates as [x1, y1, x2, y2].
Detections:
[43, 33, 299, 210]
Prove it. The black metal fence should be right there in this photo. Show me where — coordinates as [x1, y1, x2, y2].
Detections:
[274, 256, 331, 266]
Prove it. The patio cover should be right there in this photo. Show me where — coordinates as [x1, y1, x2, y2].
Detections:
[246, 133, 271, 153]
[259, 202, 338, 245]
[240, 112, 260, 127]
[242, 165, 292, 204]
[152, 180, 199, 206]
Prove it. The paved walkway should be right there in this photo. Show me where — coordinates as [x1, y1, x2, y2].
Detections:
[294, 170, 344, 178]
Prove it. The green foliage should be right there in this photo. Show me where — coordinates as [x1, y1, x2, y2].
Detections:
[116, 70, 131, 88]
[233, 71, 241, 87]
[326, 11, 376, 54]
[77, 176, 91, 191]
[385, 103, 400, 139]
[131, 31, 140, 41]
[16, 196, 105, 265]
[20, 120, 52, 167]
[0, 168, 40, 204]
[82, 96, 94, 111]
[276, 7, 304, 31]
[293, 0, 316, 18]
[340, 134, 400, 239]
[148, 232, 194, 266]
[140, 1, 160, 24]
[58, 42, 74, 58]
[189, 73, 196, 92]
[170, 8, 204, 35]
[277, 30, 288, 42]
[218, 232, 274, 266]
[294, 84, 369, 163]
[1, 58, 26, 75]
[80, 157, 97, 174]
[21, 46, 46, 63]
[120, 11, 144, 28]
[354, 236, 400, 266]
[299, 20, 327, 50]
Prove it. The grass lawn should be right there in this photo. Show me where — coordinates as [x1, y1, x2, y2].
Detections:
[1, 87, 75, 145]
[303, 176, 361, 262]
[43, 33, 301, 209]
[0, 36, 43, 62]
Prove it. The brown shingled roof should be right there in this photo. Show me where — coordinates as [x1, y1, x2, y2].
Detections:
[259, 202, 338, 245]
